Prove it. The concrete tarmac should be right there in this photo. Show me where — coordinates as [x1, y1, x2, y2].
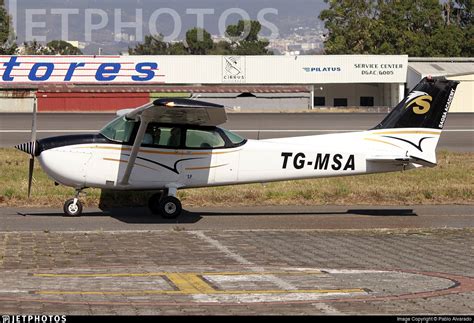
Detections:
[1, 112, 473, 151]
[1, 205, 473, 315]
[0, 205, 473, 314]
[0, 204, 473, 232]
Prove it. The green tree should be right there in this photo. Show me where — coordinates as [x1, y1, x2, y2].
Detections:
[23, 40, 82, 55]
[23, 40, 48, 55]
[427, 25, 464, 57]
[185, 28, 213, 55]
[168, 42, 188, 55]
[45, 40, 82, 55]
[231, 39, 271, 55]
[209, 40, 233, 55]
[319, 0, 377, 54]
[443, 0, 474, 56]
[129, 34, 170, 55]
[0, 0, 17, 54]
[225, 20, 271, 55]
[320, 0, 471, 57]
[129, 21, 272, 56]
[376, 0, 451, 56]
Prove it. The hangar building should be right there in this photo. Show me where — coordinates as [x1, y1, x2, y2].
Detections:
[0, 55, 472, 113]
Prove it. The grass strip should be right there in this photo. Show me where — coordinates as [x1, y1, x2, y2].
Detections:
[0, 148, 472, 208]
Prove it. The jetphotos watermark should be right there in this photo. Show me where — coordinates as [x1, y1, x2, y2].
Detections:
[1, 315, 66, 323]
[6, 0, 280, 43]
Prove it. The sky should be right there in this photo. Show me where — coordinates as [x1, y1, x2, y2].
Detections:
[9, 0, 328, 42]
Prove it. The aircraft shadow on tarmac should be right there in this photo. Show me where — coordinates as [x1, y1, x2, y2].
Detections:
[193, 209, 418, 217]
[19, 208, 202, 224]
[19, 207, 417, 224]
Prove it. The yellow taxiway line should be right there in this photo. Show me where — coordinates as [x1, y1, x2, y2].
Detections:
[32, 270, 366, 296]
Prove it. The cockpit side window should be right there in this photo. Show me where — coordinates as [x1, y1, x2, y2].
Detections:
[141, 124, 182, 148]
[99, 116, 136, 143]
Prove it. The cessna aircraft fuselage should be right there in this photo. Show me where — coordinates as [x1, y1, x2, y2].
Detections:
[16, 77, 459, 217]
[37, 127, 422, 191]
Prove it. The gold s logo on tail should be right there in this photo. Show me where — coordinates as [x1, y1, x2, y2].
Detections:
[404, 91, 432, 115]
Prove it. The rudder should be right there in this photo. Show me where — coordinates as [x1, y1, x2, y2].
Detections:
[373, 76, 459, 130]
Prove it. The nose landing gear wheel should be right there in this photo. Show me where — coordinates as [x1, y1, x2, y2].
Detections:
[63, 198, 83, 217]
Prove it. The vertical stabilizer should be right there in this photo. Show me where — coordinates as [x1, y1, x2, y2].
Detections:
[370, 77, 459, 165]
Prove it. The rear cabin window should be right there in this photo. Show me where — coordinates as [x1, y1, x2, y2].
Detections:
[186, 129, 226, 149]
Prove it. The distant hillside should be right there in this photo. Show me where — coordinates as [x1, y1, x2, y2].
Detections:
[10, 0, 327, 43]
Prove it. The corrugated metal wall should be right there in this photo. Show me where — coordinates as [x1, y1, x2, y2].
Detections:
[37, 92, 151, 112]
[449, 75, 474, 113]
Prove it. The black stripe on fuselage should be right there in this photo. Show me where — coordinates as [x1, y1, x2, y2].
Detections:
[36, 134, 109, 156]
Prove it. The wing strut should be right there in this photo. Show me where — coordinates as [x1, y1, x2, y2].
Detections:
[120, 117, 149, 185]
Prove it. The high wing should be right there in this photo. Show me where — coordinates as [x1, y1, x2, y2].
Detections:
[120, 98, 227, 185]
[125, 98, 227, 126]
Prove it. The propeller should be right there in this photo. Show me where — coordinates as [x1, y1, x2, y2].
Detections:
[14, 96, 37, 198]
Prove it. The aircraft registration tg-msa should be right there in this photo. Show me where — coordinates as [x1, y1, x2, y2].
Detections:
[16, 77, 458, 218]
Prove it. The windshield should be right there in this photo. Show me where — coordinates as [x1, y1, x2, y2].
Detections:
[221, 128, 246, 145]
[100, 116, 136, 143]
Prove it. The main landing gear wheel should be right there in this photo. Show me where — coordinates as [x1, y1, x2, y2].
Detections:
[159, 196, 182, 219]
[63, 198, 83, 217]
[148, 193, 182, 219]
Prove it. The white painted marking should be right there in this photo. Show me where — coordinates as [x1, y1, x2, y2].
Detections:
[322, 269, 389, 274]
[312, 302, 344, 314]
[190, 231, 252, 265]
[0, 289, 29, 293]
[205, 275, 283, 283]
[189, 231, 296, 291]
[188, 232, 342, 313]
[192, 291, 365, 304]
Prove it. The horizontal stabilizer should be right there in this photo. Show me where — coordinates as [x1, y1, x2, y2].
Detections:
[367, 156, 410, 164]
[367, 155, 437, 167]
[407, 155, 437, 167]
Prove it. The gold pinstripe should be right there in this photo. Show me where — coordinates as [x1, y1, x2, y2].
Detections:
[363, 138, 403, 149]
[370, 130, 441, 136]
[78, 145, 241, 156]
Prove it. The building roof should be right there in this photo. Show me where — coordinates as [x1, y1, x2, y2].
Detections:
[409, 62, 474, 77]
[36, 85, 310, 94]
[409, 57, 474, 62]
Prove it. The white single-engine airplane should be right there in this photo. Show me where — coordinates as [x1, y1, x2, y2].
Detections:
[16, 77, 458, 218]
